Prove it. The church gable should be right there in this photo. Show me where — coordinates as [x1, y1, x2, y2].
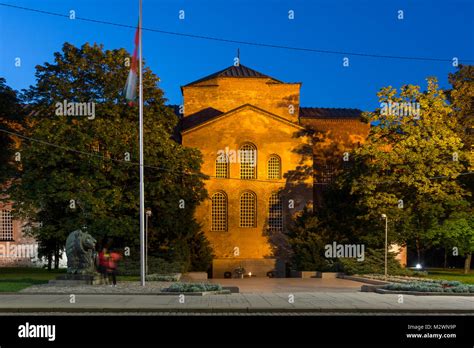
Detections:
[181, 65, 301, 123]
[182, 64, 282, 87]
[181, 104, 304, 135]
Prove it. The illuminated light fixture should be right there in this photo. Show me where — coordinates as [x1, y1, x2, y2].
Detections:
[415, 264, 423, 270]
[248, 272, 252, 277]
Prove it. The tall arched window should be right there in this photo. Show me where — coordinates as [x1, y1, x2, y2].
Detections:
[0, 210, 13, 241]
[240, 191, 256, 227]
[211, 192, 227, 231]
[267, 155, 281, 179]
[239, 143, 257, 179]
[268, 192, 283, 232]
[215, 153, 229, 178]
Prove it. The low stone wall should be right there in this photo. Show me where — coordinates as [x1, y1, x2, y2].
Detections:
[181, 272, 208, 281]
[212, 258, 280, 278]
[291, 271, 343, 279]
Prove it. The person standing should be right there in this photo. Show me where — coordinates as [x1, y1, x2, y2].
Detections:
[107, 249, 122, 287]
[98, 248, 110, 285]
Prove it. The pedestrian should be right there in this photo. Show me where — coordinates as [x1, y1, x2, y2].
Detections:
[107, 249, 122, 287]
[98, 247, 109, 285]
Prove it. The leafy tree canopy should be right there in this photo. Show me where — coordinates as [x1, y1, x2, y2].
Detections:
[7, 42, 211, 270]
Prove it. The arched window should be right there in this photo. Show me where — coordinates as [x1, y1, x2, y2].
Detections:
[239, 143, 257, 179]
[267, 155, 281, 179]
[211, 192, 227, 231]
[268, 192, 283, 232]
[240, 191, 256, 228]
[215, 153, 229, 178]
[0, 210, 13, 241]
[319, 164, 335, 184]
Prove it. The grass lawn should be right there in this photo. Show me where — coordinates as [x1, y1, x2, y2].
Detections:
[0, 267, 141, 292]
[0, 267, 66, 292]
[426, 268, 474, 284]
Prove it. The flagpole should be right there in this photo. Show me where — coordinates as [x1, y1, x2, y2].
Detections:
[138, 0, 145, 287]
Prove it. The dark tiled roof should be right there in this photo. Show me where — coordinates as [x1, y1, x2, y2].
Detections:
[180, 107, 224, 131]
[183, 64, 282, 87]
[299, 107, 362, 119]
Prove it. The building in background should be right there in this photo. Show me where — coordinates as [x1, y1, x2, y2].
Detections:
[179, 64, 379, 277]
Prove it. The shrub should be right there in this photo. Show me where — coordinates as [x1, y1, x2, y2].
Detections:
[188, 231, 214, 272]
[145, 273, 181, 282]
[337, 248, 408, 275]
[286, 210, 335, 272]
[120, 256, 187, 276]
[164, 282, 222, 293]
[384, 281, 474, 293]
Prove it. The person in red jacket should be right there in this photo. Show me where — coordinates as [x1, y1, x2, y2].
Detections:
[98, 248, 110, 284]
[107, 249, 122, 287]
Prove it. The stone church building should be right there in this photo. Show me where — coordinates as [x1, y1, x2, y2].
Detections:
[1, 64, 406, 274]
[179, 64, 370, 278]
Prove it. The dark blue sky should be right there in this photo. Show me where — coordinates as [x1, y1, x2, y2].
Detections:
[1, 0, 473, 111]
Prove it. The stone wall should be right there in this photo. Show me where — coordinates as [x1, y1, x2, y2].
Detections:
[183, 77, 301, 123]
[182, 106, 313, 262]
[212, 258, 282, 278]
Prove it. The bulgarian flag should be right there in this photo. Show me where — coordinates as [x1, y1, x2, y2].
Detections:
[124, 24, 139, 105]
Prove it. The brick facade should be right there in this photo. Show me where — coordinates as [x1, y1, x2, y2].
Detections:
[179, 65, 399, 277]
[0, 200, 37, 267]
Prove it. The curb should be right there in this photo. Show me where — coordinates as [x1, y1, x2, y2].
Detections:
[0, 307, 473, 314]
[12, 290, 232, 296]
[375, 288, 474, 296]
[337, 275, 390, 286]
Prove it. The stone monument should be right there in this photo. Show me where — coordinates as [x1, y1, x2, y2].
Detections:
[65, 228, 97, 275]
[50, 227, 101, 285]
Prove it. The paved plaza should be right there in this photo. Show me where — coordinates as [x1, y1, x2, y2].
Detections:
[0, 277, 473, 314]
[19, 277, 365, 294]
[209, 277, 364, 293]
[0, 292, 473, 314]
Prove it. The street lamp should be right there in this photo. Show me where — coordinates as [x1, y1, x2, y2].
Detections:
[381, 213, 388, 280]
[145, 209, 152, 275]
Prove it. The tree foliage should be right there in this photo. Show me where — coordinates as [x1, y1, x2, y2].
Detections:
[0, 77, 24, 184]
[7, 42, 212, 270]
[427, 211, 474, 273]
[341, 78, 470, 261]
[288, 76, 472, 272]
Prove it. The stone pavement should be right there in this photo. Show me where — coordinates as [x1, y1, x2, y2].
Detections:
[0, 291, 473, 314]
[20, 278, 364, 294]
[209, 277, 363, 293]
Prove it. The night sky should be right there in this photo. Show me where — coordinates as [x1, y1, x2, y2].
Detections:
[1, 0, 473, 111]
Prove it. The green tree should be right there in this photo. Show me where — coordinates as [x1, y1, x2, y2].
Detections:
[448, 65, 474, 151]
[448, 65, 473, 209]
[342, 78, 470, 264]
[286, 207, 334, 271]
[0, 77, 24, 184]
[7, 42, 211, 270]
[428, 211, 474, 274]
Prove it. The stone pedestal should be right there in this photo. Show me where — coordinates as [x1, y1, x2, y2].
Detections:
[181, 272, 208, 281]
[49, 274, 103, 286]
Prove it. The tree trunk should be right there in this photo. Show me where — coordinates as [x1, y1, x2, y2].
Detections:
[415, 237, 421, 264]
[47, 253, 52, 271]
[54, 244, 60, 269]
[444, 248, 448, 269]
[464, 253, 472, 274]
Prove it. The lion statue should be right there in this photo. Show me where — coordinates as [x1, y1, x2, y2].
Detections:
[66, 229, 97, 275]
